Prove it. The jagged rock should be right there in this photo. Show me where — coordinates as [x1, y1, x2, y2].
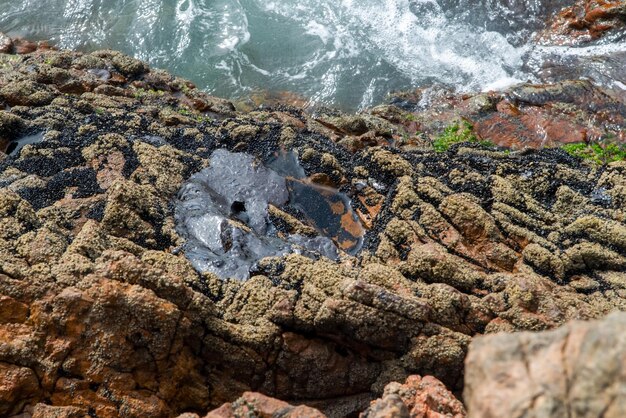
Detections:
[0, 39, 624, 417]
[464, 312, 626, 418]
[181, 375, 464, 418]
[378, 80, 626, 149]
[0, 363, 40, 416]
[201, 392, 325, 418]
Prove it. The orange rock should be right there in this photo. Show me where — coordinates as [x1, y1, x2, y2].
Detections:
[12, 38, 37, 54]
[0, 362, 40, 416]
[361, 375, 466, 418]
[0, 295, 28, 324]
[203, 392, 325, 418]
[538, 0, 626, 45]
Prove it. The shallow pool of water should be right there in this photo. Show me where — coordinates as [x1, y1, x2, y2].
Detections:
[175, 149, 363, 280]
[2, 132, 44, 156]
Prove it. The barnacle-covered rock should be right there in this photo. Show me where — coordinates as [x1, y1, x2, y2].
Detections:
[0, 33, 624, 417]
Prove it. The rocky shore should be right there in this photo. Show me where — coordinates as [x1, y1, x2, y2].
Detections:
[0, 21, 625, 418]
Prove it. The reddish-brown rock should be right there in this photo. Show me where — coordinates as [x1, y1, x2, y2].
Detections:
[375, 79, 626, 149]
[0, 363, 40, 416]
[12, 38, 38, 55]
[0, 37, 624, 418]
[0, 296, 29, 324]
[178, 376, 464, 418]
[362, 375, 466, 418]
[539, 0, 626, 45]
[202, 392, 325, 418]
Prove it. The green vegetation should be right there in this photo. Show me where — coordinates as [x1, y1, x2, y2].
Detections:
[132, 87, 166, 99]
[561, 142, 626, 165]
[404, 113, 417, 122]
[0, 55, 22, 69]
[176, 106, 212, 123]
[177, 107, 192, 116]
[433, 121, 493, 152]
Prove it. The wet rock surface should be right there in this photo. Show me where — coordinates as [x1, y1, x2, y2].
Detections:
[175, 149, 346, 280]
[0, 32, 624, 417]
[539, 0, 626, 45]
[376, 79, 626, 149]
[464, 311, 626, 418]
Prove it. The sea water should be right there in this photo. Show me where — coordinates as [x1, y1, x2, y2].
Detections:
[1, 0, 624, 110]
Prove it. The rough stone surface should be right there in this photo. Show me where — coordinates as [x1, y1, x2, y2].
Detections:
[0, 33, 624, 417]
[200, 392, 325, 418]
[464, 312, 626, 418]
[362, 375, 466, 418]
[179, 375, 465, 418]
[377, 79, 626, 149]
[0, 32, 12, 54]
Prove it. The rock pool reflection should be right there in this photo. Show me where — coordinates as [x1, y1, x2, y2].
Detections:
[175, 149, 363, 280]
[2, 132, 44, 156]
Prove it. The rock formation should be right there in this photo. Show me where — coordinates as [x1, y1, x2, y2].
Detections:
[464, 312, 626, 418]
[539, 0, 626, 45]
[0, 31, 624, 417]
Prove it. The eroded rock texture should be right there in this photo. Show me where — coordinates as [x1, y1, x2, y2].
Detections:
[464, 312, 626, 418]
[0, 34, 624, 417]
[361, 375, 466, 418]
[178, 392, 326, 418]
[176, 374, 466, 418]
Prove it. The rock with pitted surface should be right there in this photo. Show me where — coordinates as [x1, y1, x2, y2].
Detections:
[464, 311, 626, 418]
[199, 392, 325, 418]
[373, 79, 626, 149]
[177, 375, 464, 418]
[0, 33, 624, 417]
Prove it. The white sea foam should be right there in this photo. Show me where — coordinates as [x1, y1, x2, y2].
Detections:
[305, 21, 332, 46]
[0, 0, 623, 110]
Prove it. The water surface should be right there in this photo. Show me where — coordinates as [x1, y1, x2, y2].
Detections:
[1, 0, 624, 110]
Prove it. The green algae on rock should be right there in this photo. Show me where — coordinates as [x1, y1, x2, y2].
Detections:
[431, 121, 494, 152]
[561, 142, 626, 165]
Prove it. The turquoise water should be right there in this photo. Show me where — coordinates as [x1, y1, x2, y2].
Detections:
[1, 0, 625, 110]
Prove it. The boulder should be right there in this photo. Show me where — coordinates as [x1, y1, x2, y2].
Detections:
[539, 0, 626, 45]
[362, 375, 466, 418]
[0, 39, 623, 418]
[464, 312, 626, 418]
